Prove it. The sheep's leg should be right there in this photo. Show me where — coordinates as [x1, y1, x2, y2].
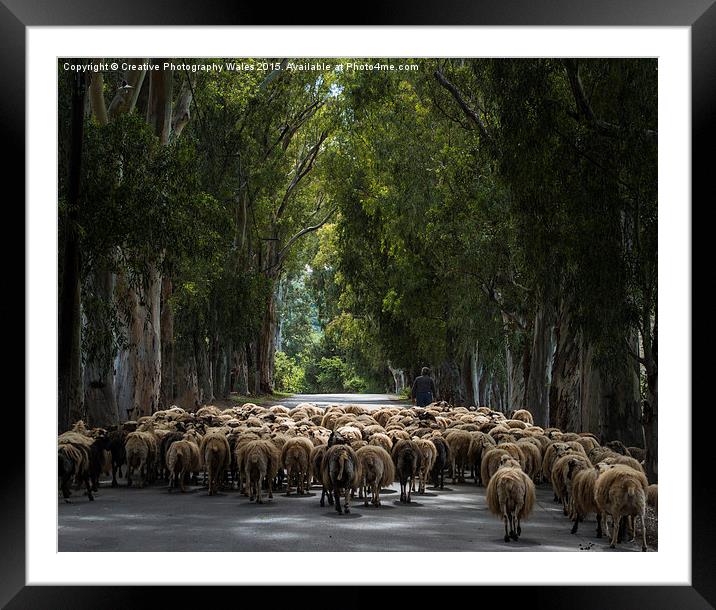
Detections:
[516, 515, 522, 537]
[364, 480, 369, 506]
[268, 475, 274, 500]
[509, 513, 519, 540]
[571, 512, 580, 534]
[257, 475, 264, 504]
[286, 467, 293, 495]
[451, 459, 458, 484]
[407, 477, 413, 503]
[320, 486, 326, 507]
[334, 484, 342, 514]
[344, 487, 351, 514]
[610, 515, 621, 548]
[84, 474, 95, 501]
[596, 512, 603, 538]
[640, 514, 647, 552]
[503, 514, 510, 543]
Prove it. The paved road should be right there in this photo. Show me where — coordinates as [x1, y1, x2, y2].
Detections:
[58, 393, 648, 552]
[265, 393, 409, 410]
[58, 479, 645, 552]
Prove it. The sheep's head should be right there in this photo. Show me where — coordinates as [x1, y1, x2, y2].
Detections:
[498, 455, 521, 470]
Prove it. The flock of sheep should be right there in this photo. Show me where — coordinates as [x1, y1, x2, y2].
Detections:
[58, 401, 657, 550]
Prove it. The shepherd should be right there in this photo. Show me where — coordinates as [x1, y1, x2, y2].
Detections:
[411, 367, 437, 407]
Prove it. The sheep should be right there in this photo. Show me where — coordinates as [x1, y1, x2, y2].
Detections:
[106, 429, 127, 487]
[574, 435, 600, 454]
[646, 484, 658, 512]
[243, 439, 281, 504]
[125, 431, 157, 488]
[568, 465, 603, 538]
[505, 419, 529, 430]
[541, 442, 572, 485]
[158, 431, 184, 482]
[368, 432, 393, 453]
[627, 446, 646, 462]
[601, 454, 646, 476]
[588, 445, 617, 466]
[551, 453, 592, 515]
[58, 439, 93, 502]
[87, 433, 112, 492]
[511, 409, 534, 425]
[356, 445, 395, 507]
[485, 455, 536, 542]
[310, 444, 334, 507]
[467, 432, 496, 486]
[496, 441, 527, 472]
[445, 430, 472, 483]
[200, 430, 231, 496]
[280, 436, 314, 495]
[428, 434, 451, 489]
[413, 437, 437, 494]
[322, 444, 362, 514]
[391, 439, 420, 503]
[166, 437, 201, 493]
[594, 464, 649, 551]
[605, 440, 629, 455]
[480, 447, 512, 488]
[516, 438, 542, 481]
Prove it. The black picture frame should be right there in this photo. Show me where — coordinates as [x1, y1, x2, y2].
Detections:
[7, 1, 709, 607]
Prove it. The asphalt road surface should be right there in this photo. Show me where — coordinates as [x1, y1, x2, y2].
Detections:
[58, 394, 648, 552]
[267, 393, 409, 410]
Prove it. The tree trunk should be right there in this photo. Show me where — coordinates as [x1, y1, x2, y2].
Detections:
[58, 70, 86, 433]
[234, 345, 249, 395]
[174, 348, 200, 411]
[115, 64, 173, 418]
[505, 327, 527, 412]
[642, 363, 657, 482]
[436, 359, 467, 406]
[114, 267, 163, 419]
[83, 264, 119, 428]
[525, 299, 557, 428]
[550, 305, 582, 432]
[194, 327, 214, 405]
[160, 276, 174, 407]
[258, 290, 277, 394]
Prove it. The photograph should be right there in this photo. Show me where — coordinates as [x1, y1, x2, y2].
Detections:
[56, 56, 659, 553]
[9, 10, 705, 606]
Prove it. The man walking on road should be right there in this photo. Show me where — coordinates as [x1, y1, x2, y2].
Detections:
[412, 367, 437, 407]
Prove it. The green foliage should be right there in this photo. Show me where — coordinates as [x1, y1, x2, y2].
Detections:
[273, 351, 306, 393]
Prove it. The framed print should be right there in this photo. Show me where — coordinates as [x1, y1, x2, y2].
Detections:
[7, 0, 710, 607]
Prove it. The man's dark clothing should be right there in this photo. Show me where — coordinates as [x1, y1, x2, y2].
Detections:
[412, 375, 437, 407]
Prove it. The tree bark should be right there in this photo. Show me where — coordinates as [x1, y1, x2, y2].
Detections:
[115, 64, 173, 418]
[83, 263, 119, 427]
[550, 304, 582, 432]
[58, 70, 86, 433]
[525, 299, 557, 428]
[194, 326, 214, 405]
[505, 323, 527, 412]
[258, 290, 277, 394]
[160, 276, 174, 407]
[234, 345, 249, 395]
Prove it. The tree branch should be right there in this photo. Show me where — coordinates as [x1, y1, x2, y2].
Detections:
[562, 59, 656, 140]
[88, 67, 109, 126]
[266, 205, 337, 273]
[275, 131, 328, 219]
[434, 68, 493, 147]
